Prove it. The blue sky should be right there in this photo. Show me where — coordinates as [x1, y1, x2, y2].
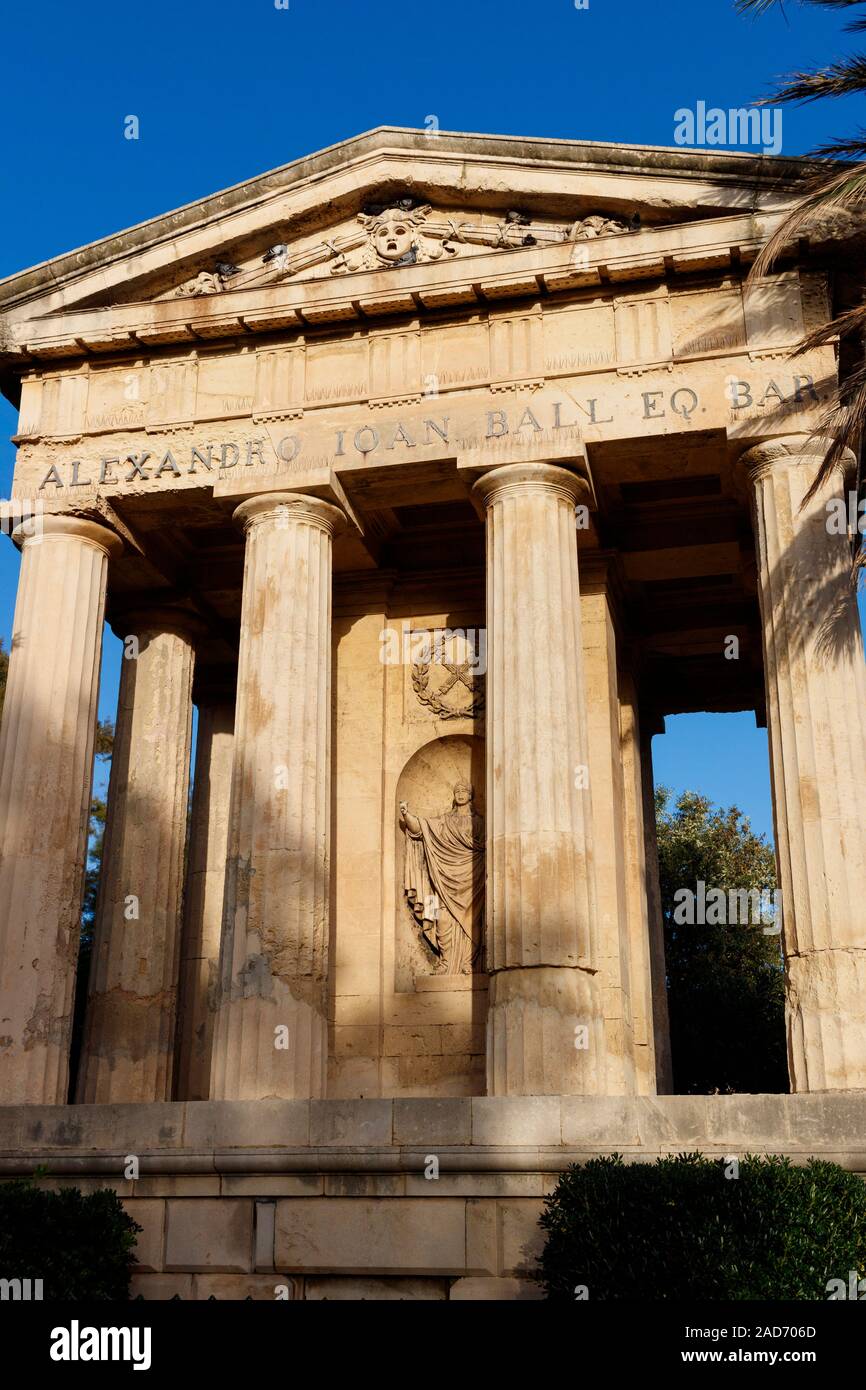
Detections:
[2, 0, 865, 837]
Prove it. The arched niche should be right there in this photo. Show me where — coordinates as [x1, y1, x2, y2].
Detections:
[394, 734, 485, 992]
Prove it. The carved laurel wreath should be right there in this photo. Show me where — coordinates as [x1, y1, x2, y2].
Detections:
[411, 661, 485, 720]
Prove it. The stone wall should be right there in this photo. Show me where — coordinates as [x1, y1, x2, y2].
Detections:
[1, 1096, 863, 1299]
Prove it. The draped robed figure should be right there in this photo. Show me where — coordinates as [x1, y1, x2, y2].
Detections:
[400, 781, 485, 976]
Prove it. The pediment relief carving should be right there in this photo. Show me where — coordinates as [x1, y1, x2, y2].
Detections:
[169, 200, 639, 300]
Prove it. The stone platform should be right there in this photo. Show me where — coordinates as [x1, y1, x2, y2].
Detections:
[1, 1095, 864, 1300]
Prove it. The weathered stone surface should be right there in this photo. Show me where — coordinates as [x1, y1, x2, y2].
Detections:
[210, 494, 346, 1102]
[309, 1098, 392, 1147]
[130, 1273, 193, 1300]
[274, 1197, 491, 1275]
[561, 1095, 641, 1148]
[474, 463, 604, 1097]
[449, 1276, 543, 1301]
[164, 1199, 253, 1272]
[123, 1198, 165, 1273]
[77, 613, 197, 1104]
[581, 579, 634, 1096]
[193, 1274, 298, 1300]
[183, 1099, 311, 1151]
[0, 1094, 865, 1289]
[304, 1276, 447, 1300]
[393, 1098, 472, 1147]
[498, 1199, 546, 1276]
[176, 700, 235, 1101]
[2, 1096, 865, 1172]
[742, 436, 866, 1091]
[471, 1096, 561, 1147]
[0, 518, 120, 1104]
[639, 727, 673, 1093]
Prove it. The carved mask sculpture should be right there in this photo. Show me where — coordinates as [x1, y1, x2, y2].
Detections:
[373, 210, 415, 263]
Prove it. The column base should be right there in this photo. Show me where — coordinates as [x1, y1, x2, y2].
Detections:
[210, 984, 327, 1101]
[486, 966, 604, 1096]
[786, 950, 866, 1092]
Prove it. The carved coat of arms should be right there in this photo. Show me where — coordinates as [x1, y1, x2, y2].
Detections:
[411, 629, 485, 720]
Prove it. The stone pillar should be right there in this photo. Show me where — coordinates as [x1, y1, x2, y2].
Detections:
[0, 515, 121, 1104]
[639, 726, 673, 1094]
[175, 694, 235, 1101]
[210, 491, 346, 1101]
[473, 463, 603, 1096]
[619, 671, 660, 1095]
[741, 435, 866, 1090]
[580, 567, 634, 1095]
[77, 610, 198, 1103]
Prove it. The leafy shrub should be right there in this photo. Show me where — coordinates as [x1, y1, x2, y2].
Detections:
[538, 1153, 866, 1300]
[0, 1180, 141, 1300]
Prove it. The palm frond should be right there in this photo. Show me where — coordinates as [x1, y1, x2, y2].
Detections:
[736, 0, 866, 574]
[749, 161, 866, 278]
[811, 130, 866, 159]
[792, 301, 866, 355]
[737, 0, 865, 12]
[769, 58, 866, 104]
[800, 360, 866, 515]
[736, 0, 786, 13]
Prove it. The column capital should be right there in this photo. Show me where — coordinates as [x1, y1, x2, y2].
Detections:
[472, 461, 591, 510]
[233, 491, 347, 538]
[13, 513, 124, 558]
[738, 434, 856, 486]
[114, 605, 208, 643]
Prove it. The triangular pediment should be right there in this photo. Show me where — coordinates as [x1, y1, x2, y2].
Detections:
[156, 202, 643, 304]
[0, 126, 809, 329]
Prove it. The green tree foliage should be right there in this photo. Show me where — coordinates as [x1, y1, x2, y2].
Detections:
[656, 787, 787, 1094]
[0, 1180, 140, 1299]
[81, 797, 107, 941]
[538, 1152, 866, 1301]
[81, 726, 114, 934]
[93, 718, 115, 759]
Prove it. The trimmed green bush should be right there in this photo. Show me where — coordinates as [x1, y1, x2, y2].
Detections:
[0, 1180, 141, 1300]
[538, 1153, 866, 1301]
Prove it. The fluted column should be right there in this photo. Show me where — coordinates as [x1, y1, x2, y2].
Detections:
[0, 515, 121, 1103]
[619, 671, 660, 1095]
[741, 434, 866, 1090]
[473, 463, 603, 1095]
[77, 610, 198, 1102]
[175, 695, 235, 1100]
[639, 726, 673, 1094]
[580, 572, 634, 1095]
[210, 491, 345, 1101]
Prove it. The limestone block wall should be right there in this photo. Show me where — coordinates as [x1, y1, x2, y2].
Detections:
[326, 579, 659, 1101]
[329, 592, 487, 1100]
[1, 1096, 863, 1300]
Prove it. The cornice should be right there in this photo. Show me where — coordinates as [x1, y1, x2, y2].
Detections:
[2, 209, 794, 367]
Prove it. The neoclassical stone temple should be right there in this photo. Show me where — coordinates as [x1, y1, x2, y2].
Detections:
[0, 129, 864, 1299]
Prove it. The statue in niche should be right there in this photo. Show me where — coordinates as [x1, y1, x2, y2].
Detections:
[400, 781, 485, 976]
